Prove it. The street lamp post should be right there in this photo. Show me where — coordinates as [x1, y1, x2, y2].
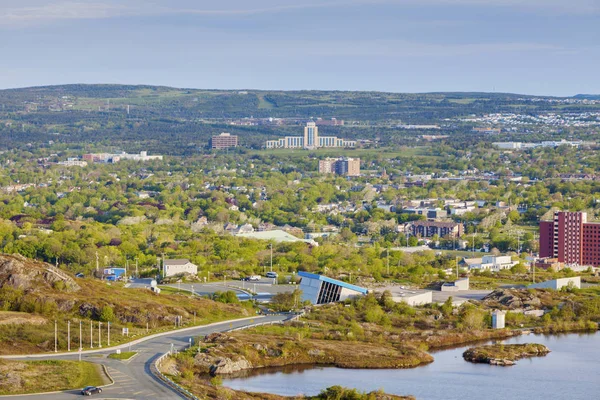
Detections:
[79, 321, 82, 351]
[67, 321, 71, 352]
[107, 321, 110, 346]
[98, 322, 102, 348]
[270, 243, 273, 272]
[90, 321, 93, 349]
[386, 248, 390, 275]
[54, 320, 57, 353]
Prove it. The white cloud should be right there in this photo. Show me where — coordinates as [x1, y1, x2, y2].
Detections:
[1, 0, 597, 27]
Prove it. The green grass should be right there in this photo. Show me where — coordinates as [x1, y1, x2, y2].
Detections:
[107, 351, 137, 360]
[0, 360, 106, 395]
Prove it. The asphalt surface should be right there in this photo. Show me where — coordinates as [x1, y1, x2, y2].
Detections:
[1, 314, 288, 400]
[127, 278, 297, 302]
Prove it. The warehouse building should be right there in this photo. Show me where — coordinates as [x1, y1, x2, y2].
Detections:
[298, 272, 368, 304]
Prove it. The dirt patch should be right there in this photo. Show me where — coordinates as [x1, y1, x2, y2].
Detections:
[0, 311, 47, 326]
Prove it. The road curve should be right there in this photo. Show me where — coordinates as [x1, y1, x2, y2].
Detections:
[1, 314, 288, 400]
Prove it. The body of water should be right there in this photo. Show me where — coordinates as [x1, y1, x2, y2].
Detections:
[224, 332, 600, 399]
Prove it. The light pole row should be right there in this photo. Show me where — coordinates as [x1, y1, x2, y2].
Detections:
[53, 320, 112, 354]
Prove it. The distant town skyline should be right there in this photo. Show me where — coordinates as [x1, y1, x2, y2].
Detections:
[1, 0, 599, 96]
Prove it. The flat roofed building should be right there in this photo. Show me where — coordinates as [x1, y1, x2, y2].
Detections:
[266, 123, 356, 149]
[529, 276, 581, 290]
[409, 221, 463, 238]
[211, 133, 239, 149]
[298, 271, 368, 304]
[539, 211, 600, 266]
[163, 259, 198, 277]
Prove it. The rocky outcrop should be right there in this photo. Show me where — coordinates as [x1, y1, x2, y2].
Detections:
[0, 254, 79, 293]
[482, 289, 550, 310]
[463, 343, 550, 366]
[209, 357, 253, 374]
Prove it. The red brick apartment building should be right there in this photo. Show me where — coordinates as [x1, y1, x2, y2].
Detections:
[539, 211, 600, 266]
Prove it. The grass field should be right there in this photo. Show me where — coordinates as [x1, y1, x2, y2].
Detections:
[0, 360, 107, 395]
[108, 351, 137, 360]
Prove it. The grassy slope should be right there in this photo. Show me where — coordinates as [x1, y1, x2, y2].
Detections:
[0, 359, 107, 395]
[0, 255, 252, 354]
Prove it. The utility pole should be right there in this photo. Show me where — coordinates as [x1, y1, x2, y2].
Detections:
[135, 257, 139, 278]
[107, 322, 110, 347]
[67, 321, 71, 352]
[90, 321, 93, 349]
[270, 243, 273, 272]
[386, 247, 390, 275]
[456, 256, 459, 280]
[98, 322, 102, 348]
[95, 251, 99, 275]
[54, 320, 57, 353]
[79, 321, 82, 351]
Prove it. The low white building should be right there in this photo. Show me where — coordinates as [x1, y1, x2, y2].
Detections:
[163, 259, 198, 277]
[393, 291, 433, 306]
[529, 277, 581, 290]
[466, 255, 517, 272]
[441, 277, 469, 292]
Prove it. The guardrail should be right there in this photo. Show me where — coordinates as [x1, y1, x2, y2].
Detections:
[151, 314, 303, 399]
[152, 352, 200, 400]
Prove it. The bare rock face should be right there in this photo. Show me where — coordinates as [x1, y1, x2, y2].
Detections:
[0, 254, 80, 293]
[482, 289, 547, 311]
[209, 357, 252, 375]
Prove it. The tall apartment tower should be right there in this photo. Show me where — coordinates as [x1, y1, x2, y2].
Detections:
[318, 158, 336, 174]
[539, 211, 600, 265]
[303, 122, 319, 149]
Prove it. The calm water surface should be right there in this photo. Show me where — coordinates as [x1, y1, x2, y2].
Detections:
[224, 332, 600, 399]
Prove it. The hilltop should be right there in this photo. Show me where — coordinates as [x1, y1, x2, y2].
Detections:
[0, 254, 250, 355]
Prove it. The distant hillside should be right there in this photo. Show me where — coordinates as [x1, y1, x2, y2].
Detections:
[1, 84, 599, 153]
[574, 94, 600, 100]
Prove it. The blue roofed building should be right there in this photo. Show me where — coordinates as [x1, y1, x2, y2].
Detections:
[298, 271, 368, 304]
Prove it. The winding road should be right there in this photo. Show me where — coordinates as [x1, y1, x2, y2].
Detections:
[1, 314, 288, 399]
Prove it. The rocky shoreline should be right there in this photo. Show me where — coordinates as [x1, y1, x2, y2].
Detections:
[462, 343, 551, 366]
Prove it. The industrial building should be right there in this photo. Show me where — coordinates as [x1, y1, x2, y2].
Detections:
[103, 267, 126, 281]
[539, 211, 600, 266]
[211, 133, 239, 149]
[529, 277, 581, 290]
[163, 259, 198, 277]
[298, 272, 368, 304]
[265, 122, 356, 149]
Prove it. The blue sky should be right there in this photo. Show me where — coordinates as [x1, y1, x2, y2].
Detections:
[1, 0, 598, 96]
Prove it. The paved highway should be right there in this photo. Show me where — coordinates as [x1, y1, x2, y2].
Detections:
[1, 314, 288, 400]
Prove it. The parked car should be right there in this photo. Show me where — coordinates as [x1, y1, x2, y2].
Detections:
[266, 272, 278, 278]
[249, 275, 261, 281]
[81, 386, 102, 396]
